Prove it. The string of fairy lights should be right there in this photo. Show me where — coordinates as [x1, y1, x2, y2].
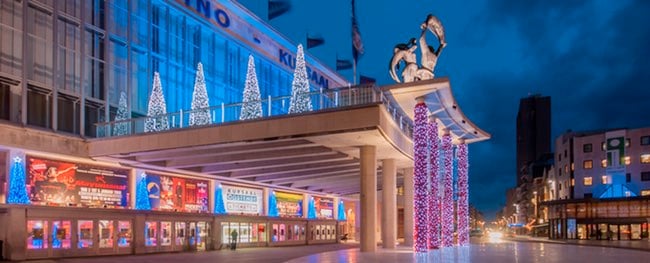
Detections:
[413, 102, 430, 253]
[440, 132, 454, 247]
[457, 143, 470, 246]
[427, 120, 441, 249]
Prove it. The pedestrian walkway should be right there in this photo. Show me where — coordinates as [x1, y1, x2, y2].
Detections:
[18, 243, 359, 263]
[505, 235, 650, 252]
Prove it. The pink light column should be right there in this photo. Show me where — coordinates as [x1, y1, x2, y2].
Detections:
[441, 131, 454, 247]
[457, 142, 470, 246]
[413, 102, 429, 253]
[427, 119, 440, 249]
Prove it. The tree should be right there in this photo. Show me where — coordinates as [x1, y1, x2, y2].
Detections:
[214, 184, 227, 214]
[337, 201, 346, 221]
[288, 44, 313, 113]
[113, 91, 130, 136]
[135, 173, 151, 210]
[268, 191, 279, 217]
[240, 55, 263, 120]
[7, 156, 30, 204]
[307, 197, 317, 219]
[189, 62, 212, 126]
[144, 72, 169, 132]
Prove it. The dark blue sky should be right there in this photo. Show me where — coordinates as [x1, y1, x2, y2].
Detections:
[240, 0, 650, 218]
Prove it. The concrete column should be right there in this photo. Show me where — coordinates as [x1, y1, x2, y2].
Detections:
[131, 169, 141, 209]
[208, 180, 216, 213]
[303, 194, 310, 219]
[403, 167, 414, 247]
[381, 159, 397, 249]
[263, 187, 269, 216]
[360, 145, 377, 252]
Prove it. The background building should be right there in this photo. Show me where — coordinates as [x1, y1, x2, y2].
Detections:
[544, 127, 650, 240]
[516, 95, 551, 186]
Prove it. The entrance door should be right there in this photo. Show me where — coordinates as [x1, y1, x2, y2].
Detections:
[50, 220, 72, 257]
[98, 220, 115, 255]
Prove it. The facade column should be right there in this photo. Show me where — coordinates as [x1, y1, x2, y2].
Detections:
[381, 159, 397, 249]
[403, 167, 414, 247]
[441, 129, 454, 247]
[208, 180, 216, 213]
[427, 117, 441, 249]
[456, 141, 469, 245]
[413, 100, 428, 252]
[303, 193, 309, 219]
[263, 187, 269, 216]
[360, 145, 377, 252]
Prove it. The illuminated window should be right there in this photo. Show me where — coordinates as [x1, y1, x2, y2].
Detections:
[565, 165, 569, 173]
[571, 178, 575, 186]
[571, 163, 575, 171]
[583, 143, 592, 153]
[601, 175, 609, 184]
[641, 190, 650, 196]
[601, 159, 607, 168]
[625, 156, 631, 165]
[625, 138, 631, 147]
[601, 142, 606, 151]
[583, 177, 592, 186]
[641, 154, 650, 164]
[583, 160, 593, 169]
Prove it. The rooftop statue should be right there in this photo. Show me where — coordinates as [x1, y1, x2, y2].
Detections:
[389, 14, 446, 83]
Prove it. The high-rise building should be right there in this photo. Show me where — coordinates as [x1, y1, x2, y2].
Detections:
[516, 95, 551, 186]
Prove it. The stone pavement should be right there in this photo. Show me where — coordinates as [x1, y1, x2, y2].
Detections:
[505, 235, 650, 251]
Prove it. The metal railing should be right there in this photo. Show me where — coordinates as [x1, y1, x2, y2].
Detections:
[95, 85, 413, 139]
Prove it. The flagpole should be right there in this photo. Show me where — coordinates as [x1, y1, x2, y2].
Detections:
[353, 59, 357, 85]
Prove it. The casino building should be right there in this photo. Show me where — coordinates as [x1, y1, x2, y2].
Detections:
[0, 0, 489, 260]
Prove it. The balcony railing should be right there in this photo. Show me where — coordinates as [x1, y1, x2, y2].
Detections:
[94, 85, 413, 139]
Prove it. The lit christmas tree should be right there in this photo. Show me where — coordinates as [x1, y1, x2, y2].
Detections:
[112, 91, 130, 136]
[337, 201, 346, 221]
[7, 156, 30, 204]
[240, 55, 263, 120]
[144, 72, 169, 132]
[135, 173, 151, 210]
[189, 62, 211, 126]
[268, 191, 279, 217]
[214, 184, 227, 214]
[307, 197, 317, 219]
[288, 44, 313, 114]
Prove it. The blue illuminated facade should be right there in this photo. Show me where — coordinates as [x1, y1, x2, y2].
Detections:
[0, 0, 347, 137]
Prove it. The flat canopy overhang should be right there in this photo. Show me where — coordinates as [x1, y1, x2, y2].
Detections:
[382, 78, 490, 144]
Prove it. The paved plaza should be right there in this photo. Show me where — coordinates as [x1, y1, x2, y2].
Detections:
[14, 238, 650, 263]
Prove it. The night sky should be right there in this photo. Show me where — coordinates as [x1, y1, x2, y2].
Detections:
[239, 0, 650, 219]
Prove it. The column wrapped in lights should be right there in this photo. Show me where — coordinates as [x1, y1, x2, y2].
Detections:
[441, 131, 454, 247]
[413, 101, 429, 253]
[457, 142, 470, 246]
[427, 118, 440, 249]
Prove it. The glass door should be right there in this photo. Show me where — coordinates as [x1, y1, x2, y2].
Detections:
[50, 220, 72, 257]
[117, 221, 132, 253]
[175, 222, 187, 251]
[98, 220, 114, 254]
[26, 220, 49, 258]
[188, 222, 197, 250]
[196, 222, 208, 251]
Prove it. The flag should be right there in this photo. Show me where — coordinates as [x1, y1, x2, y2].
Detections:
[352, 0, 364, 62]
[307, 34, 325, 49]
[359, 75, 376, 84]
[336, 58, 353, 70]
[268, 0, 291, 20]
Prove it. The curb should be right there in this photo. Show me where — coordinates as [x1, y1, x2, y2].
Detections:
[505, 237, 650, 253]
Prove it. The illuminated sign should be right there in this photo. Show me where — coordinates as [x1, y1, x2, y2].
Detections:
[146, 173, 209, 213]
[26, 157, 129, 208]
[275, 191, 303, 217]
[221, 184, 263, 215]
[313, 196, 334, 219]
[179, 0, 339, 89]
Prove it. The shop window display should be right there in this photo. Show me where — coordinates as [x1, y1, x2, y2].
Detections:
[175, 222, 186, 246]
[99, 220, 114, 248]
[145, 221, 158, 246]
[27, 220, 48, 249]
[52, 221, 71, 249]
[78, 220, 94, 248]
[161, 222, 172, 246]
[118, 221, 132, 247]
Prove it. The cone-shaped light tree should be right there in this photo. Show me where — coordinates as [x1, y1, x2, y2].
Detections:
[144, 72, 169, 132]
[135, 172, 151, 210]
[214, 184, 227, 214]
[307, 197, 317, 219]
[189, 62, 212, 126]
[7, 156, 30, 204]
[337, 201, 346, 221]
[112, 91, 130, 136]
[288, 44, 312, 114]
[240, 55, 263, 120]
[268, 191, 279, 217]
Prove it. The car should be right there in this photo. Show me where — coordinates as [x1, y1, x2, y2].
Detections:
[470, 229, 484, 237]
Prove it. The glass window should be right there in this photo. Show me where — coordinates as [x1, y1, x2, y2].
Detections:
[641, 189, 650, 196]
[583, 143, 592, 153]
[78, 220, 93, 248]
[601, 175, 609, 185]
[641, 172, 650, 181]
[641, 136, 650, 146]
[625, 156, 631, 165]
[52, 220, 71, 249]
[583, 160, 593, 169]
[27, 86, 51, 128]
[98, 220, 113, 248]
[257, 223, 267, 242]
[240, 223, 250, 243]
[145, 221, 157, 246]
[118, 221, 131, 247]
[161, 221, 172, 246]
[583, 177, 593, 186]
[279, 224, 286, 241]
[601, 159, 607, 168]
[57, 94, 80, 134]
[27, 220, 48, 249]
[626, 173, 631, 183]
[641, 154, 650, 164]
[175, 222, 186, 246]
